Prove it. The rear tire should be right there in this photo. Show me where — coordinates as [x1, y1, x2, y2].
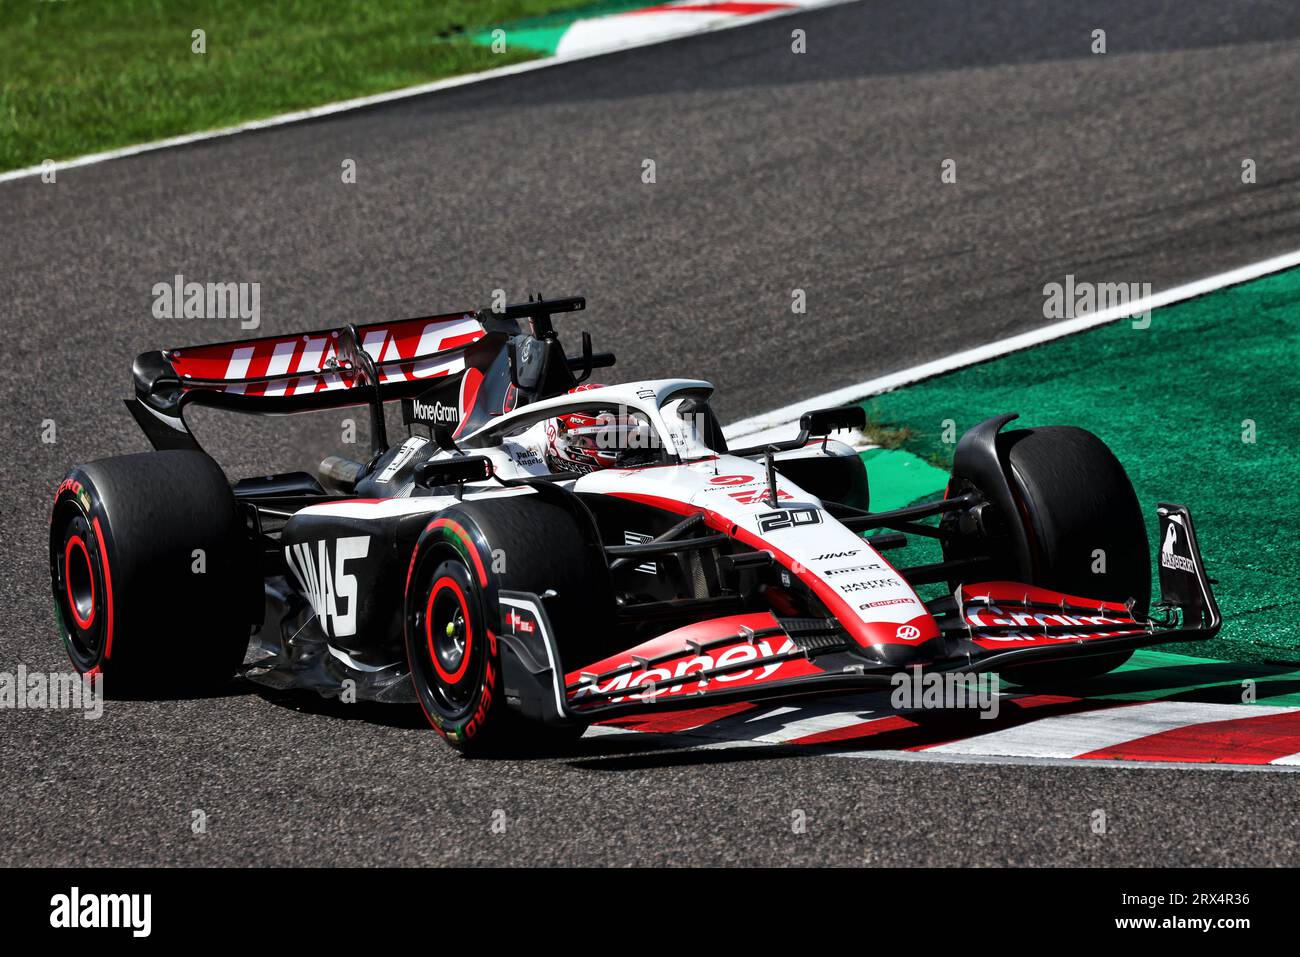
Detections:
[49, 450, 257, 695]
[983, 426, 1148, 686]
[404, 492, 612, 756]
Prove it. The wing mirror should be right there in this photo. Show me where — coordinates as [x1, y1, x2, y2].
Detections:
[799, 405, 866, 436]
[414, 455, 495, 496]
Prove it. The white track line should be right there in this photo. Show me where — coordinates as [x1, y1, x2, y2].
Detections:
[589, 715, 1300, 772]
[0, 0, 857, 185]
[590, 693, 1300, 771]
[827, 748, 1300, 774]
[923, 701, 1297, 759]
[724, 248, 1300, 442]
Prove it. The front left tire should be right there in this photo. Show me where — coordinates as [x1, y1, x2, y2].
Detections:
[952, 425, 1149, 685]
[403, 492, 613, 756]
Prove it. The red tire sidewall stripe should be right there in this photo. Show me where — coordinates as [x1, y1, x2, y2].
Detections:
[405, 516, 492, 740]
[426, 574, 474, 685]
[63, 534, 96, 630]
[90, 516, 115, 661]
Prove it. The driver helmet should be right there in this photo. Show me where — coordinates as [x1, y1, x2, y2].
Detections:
[544, 404, 657, 474]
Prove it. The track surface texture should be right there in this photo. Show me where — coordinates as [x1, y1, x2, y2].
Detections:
[3, 0, 1300, 865]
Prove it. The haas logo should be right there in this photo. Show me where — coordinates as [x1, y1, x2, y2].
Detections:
[1160, 520, 1196, 573]
[284, 536, 371, 637]
[895, 624, 921, 640]
[730, 487, 791, 505]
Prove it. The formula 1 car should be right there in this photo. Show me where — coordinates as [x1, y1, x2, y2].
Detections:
[50, 295, 1221, 754]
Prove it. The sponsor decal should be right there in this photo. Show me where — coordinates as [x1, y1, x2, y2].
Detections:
[284, 535, 371, 638]
[757, 507, 822, 533]
[811, 550, 859, 562]
[505, 608, 536, 635]
[837, 578, 902, 593]
[859, 597, 920, 609]
[823, 563, 884, 577]
[729, 487, 791, 505]
[896, 624, 921, 640]
[510, 447, 544, 468]
[408, 395, 460, 427]
[574, 637, 800, 703]
[964, 602, 1136, 642]
[462, 638, 498, 741]
[1160, 519, 1197, 574]
[375, 436, 428, 484]
[57, 477, 94, 516]
[700, 478, 762, 495]
[401, 367, 474, 426]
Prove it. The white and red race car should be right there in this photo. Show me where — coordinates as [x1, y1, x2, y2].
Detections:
[50, 296, 1220, 754]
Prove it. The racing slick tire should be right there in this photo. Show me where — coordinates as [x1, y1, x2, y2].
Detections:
[49, 450, 258, 695]
[990, 426, 1149, 686]
[403, 491, 614, 757]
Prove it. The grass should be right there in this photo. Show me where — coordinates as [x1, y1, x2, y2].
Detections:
[0, 0, 603, 172]
[859, 414, 913, 451]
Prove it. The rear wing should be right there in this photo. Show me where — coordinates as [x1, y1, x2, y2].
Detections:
[129, 294, 591, 454]
[128, 309, 514, 453]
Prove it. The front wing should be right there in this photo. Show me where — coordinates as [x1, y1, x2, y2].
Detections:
[497, 503, 1221, 725]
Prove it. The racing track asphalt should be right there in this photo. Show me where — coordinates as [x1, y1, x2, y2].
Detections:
[3, 0, 1300, 866]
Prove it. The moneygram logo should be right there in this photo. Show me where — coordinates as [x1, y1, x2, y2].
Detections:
[410, 397, 460, 426]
